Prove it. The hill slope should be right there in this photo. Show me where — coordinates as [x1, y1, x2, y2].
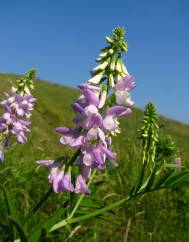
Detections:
[0, 73, 189, 241]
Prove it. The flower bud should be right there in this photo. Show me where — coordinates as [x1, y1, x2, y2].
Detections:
[109, 74, 115, 87]
[115, 59, 123, 73]
[115, 73, 122, 82]
[121, 63, 129, 76]
[87, 71, 104, 85]
[106, 36, 114, 44]
[99, 51, 108, 58]
[110, 57, 116, 71]
[92, 58, 110, 72]
[108, 49, 114, 54]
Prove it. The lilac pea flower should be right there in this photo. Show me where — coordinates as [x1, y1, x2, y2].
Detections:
[75, 174, 90, 194]
[11, 120, 31, 143]
[105, 106, 132, 117]
[60, 173, 74, 192]
[81, 144, 104, 168]
[37, 159, 74, 193]
[103, 106, 132, 132]
[79, 84, 102, 107]
[80, 166, 91, 180]
[92, 145, 116, 170]
[84, 105, 99, 116]
[115, 91, 134, 106]
[50, 168, 64, 193]
[86, 125, 106, 144]
[37, 159, 62, 193]
[78, 83, 101, 93]
[82, 105, 103, 129]
[83, 151, 94, 167]
[115, 75, 135, 91]
[101, 146, 116, 160]
[71, 102, 85, 113]
[56, 127, 85, 148]
[115, 76, 135, 106]
[92, 148, 106, 169]
[83, 89, 100, 106]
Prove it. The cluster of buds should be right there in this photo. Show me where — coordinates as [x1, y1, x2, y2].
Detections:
[139, 102, 159, 164]
[0, 70, 36, 163]
[37, 27, 136, 194]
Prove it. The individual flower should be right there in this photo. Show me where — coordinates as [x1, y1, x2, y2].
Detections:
[103, 106, 132, 132]
[37, 159, 74, 193]
[56, 127, 85, 148]
[115, 75, 135, 106]
[75, 174, 90, 194]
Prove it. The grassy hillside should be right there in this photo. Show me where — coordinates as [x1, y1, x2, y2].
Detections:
[0, 73, 189, 241]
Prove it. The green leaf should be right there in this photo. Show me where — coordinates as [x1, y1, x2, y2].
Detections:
[50, 197, 129, 233]
[9, 216, 28, 242]
[97, 215, 121, 226]
[0, 185, 16, 241]
[164, 171, 189, 187]
[28, 202, 68, 242]
[79, 197, 102, 209]
[144, 164, 159, 191]
[133, 160, 147, 194]
[38, 228, 47, 242]
[153, 169, 174, 189]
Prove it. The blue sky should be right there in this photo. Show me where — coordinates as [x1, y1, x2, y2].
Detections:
[0, 0, 189, 123]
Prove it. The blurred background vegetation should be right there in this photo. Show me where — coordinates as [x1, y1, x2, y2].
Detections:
[0, 73, 189, 242]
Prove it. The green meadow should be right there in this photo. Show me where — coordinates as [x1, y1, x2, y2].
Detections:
[1, 73, 189, 242]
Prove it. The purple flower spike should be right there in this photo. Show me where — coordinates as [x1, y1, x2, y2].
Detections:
[0, 91, 36, 148]
[75, 175, 90, 194]
[40, 65, 136, 194]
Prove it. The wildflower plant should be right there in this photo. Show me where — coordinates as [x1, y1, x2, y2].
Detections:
[37, 27, 135, 194]
[1, 28, 189, 242]
[0, 69, 36, 163]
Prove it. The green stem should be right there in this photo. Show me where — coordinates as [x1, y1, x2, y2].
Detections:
[50, 185, 171, 233]
[50, 196, 128, 232]
[68, 169, 97, 219]
[32, 187, 53, 213]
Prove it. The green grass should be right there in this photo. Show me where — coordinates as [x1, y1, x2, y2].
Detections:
[0, 73, 189, 242]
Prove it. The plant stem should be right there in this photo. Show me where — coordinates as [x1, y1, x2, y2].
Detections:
[68, 169, 97, 219]
[32, 187, 53, 213]
[50, 196, 129, 232]
[49, 185, 171, 233]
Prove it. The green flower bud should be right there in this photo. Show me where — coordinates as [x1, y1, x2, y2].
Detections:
[106, 36, 114, 44]
[108, 73, 115, 87]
